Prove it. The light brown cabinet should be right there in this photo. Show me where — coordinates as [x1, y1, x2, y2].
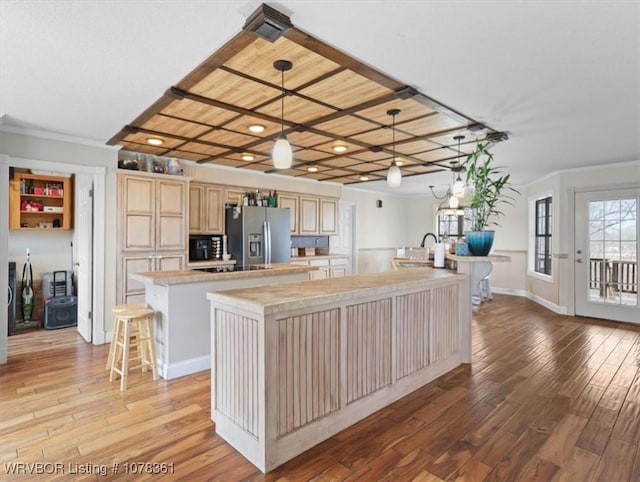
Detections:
[9, 173, 73, 230]
[293, 256, 349, 280]
[299, 197, 319, 234]
[298, 196, 338, 235]
[117, 172, 188, 304]
[278, 193, 299, 234]
[189, 183, 224, 234]
[225, 188, 246, 206]
[320, 198, 338, 234]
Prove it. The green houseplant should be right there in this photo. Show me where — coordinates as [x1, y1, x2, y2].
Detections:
[463, 142, 519, 255]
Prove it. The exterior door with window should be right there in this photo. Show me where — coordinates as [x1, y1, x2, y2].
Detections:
[575, 189, 639, 323]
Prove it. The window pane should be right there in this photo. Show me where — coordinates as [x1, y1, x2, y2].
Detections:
[590, 221, 605, 240]
[604, 200, 620, 219]
[590, 242, 603, 259]
[590, 201, 604, 221]
[604, 242, 620, 261]
[605, 222, 620, 241]
[621, 199, 637, 220]
[620, 220, 636, 241]
[621, 242, 637, 262]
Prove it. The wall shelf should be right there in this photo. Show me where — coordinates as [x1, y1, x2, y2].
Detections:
[9, 173, 73, 230]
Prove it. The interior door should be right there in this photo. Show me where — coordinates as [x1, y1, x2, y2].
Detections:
[334, 201, 356, 274]
[75, 173, 94, 342]
[575, 188, 639, 323]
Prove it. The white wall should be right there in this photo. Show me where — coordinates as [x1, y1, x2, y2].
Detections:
[501, 160, 640, 314]
[8, 230, 74, 278]
[406, 195, 437, 248]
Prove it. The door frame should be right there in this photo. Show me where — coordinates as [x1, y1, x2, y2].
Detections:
[0, 155, 106, 363]
[570, 183, 639, 323]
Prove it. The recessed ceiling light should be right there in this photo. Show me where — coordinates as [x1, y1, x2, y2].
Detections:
[248, 124, 265, 133]
[307, 165, 319, 172]
[359, 176, 369, 181]
[395, 160, 404, 166]
[146, 137, 163, 146]
[241, 154, 255, 161]
[332, 144, 348, 153]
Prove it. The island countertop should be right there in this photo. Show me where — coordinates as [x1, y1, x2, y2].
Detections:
[130, 263, 317, 286]
[207, 267, 464, 315]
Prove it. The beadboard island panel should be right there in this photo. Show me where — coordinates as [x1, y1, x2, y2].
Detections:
[207, 268, 470, 472]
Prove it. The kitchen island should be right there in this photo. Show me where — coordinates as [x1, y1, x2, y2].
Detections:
[392, 253, 511, 309]
[130, 264, 316, 380]
[207, 268, 470, 472]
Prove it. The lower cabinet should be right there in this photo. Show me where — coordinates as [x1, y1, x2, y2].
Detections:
[293, 257, 349, 280]
[119, 252, 186, 304]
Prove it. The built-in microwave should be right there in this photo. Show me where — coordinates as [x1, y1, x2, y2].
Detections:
[189, 235, 222, 261]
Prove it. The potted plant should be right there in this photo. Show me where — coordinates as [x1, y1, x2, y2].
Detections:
[463, 142, 519, 256]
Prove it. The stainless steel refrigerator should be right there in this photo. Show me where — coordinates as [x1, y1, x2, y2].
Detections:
[225, 206, 291, 267]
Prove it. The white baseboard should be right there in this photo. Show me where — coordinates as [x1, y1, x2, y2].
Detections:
[158, 355, 210, 380]
[491, 287, 527, 298]
[492, 288, 568, 315]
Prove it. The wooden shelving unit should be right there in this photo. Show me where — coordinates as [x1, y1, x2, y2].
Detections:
[9, 173, 73, 230]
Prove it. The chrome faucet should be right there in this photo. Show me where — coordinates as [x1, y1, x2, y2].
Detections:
[420, 232, 438, 248]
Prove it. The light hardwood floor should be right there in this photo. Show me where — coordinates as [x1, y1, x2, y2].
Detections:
[2, 295, 640, 481]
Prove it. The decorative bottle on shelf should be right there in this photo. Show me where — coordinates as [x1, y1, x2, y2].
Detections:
[273, 190, 278, 207]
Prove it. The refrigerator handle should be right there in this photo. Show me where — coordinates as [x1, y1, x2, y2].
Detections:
[264, 221, 270, 265]
[266, 221, 272, 265]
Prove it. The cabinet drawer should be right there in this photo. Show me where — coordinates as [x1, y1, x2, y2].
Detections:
[330, 257, 348, 266]
[310, 259, 329, 266]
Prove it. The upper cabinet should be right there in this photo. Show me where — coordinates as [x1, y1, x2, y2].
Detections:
[185, 182, 338, 237]
[278, 193, 299, 234]
[299, 197, 319, 235]
[299, 196, 338, 235]
[320, 198, 337, 235]
[225, 188, 246, 206]
[119, 172, 187, 252]
[9, 173, 73, 230]
[190, 183, 224, 234]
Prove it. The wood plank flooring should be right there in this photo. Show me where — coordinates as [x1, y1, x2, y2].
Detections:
[2, 295, 640, 481]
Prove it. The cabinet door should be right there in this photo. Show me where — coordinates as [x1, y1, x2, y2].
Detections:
[204, 186, 224, 233]
[121, 176, 155, 250]
[189, 184, 204, 234]
[225, 188, 246, 206]
[320, 198, 338, 234]
[309, 267, 329, 280]
[299, 197, 319, 234]
[157, 254, 185, 272]
[330, 267, 347, 278]
[278, 193, 299, 234]
[120, 255, 154, 304]
[156, 179, 187, 251]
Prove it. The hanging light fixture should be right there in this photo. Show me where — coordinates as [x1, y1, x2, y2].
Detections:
[272, 60, 293, 169]
[452, 135, 466, 196]
[386, 109, 402, 188]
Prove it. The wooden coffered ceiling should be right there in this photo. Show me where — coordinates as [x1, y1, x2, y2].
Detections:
[108, 3, 507, 185]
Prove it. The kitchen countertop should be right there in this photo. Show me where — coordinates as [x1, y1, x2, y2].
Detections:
[393, 254, 511, 264]
[207, 268, 462, 315]
[130, 263, 317, 286]
[187, 259, 237, 268]
[290, 254, 349, 261]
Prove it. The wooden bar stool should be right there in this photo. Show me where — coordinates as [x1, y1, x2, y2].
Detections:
[109, 304, 157, 391]
[106, 303, 148, 370]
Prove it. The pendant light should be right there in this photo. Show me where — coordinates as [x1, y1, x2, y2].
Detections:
[452, 135, 466, 196]
[386, 109, 402, 188]
[272, 60, 293, 169]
